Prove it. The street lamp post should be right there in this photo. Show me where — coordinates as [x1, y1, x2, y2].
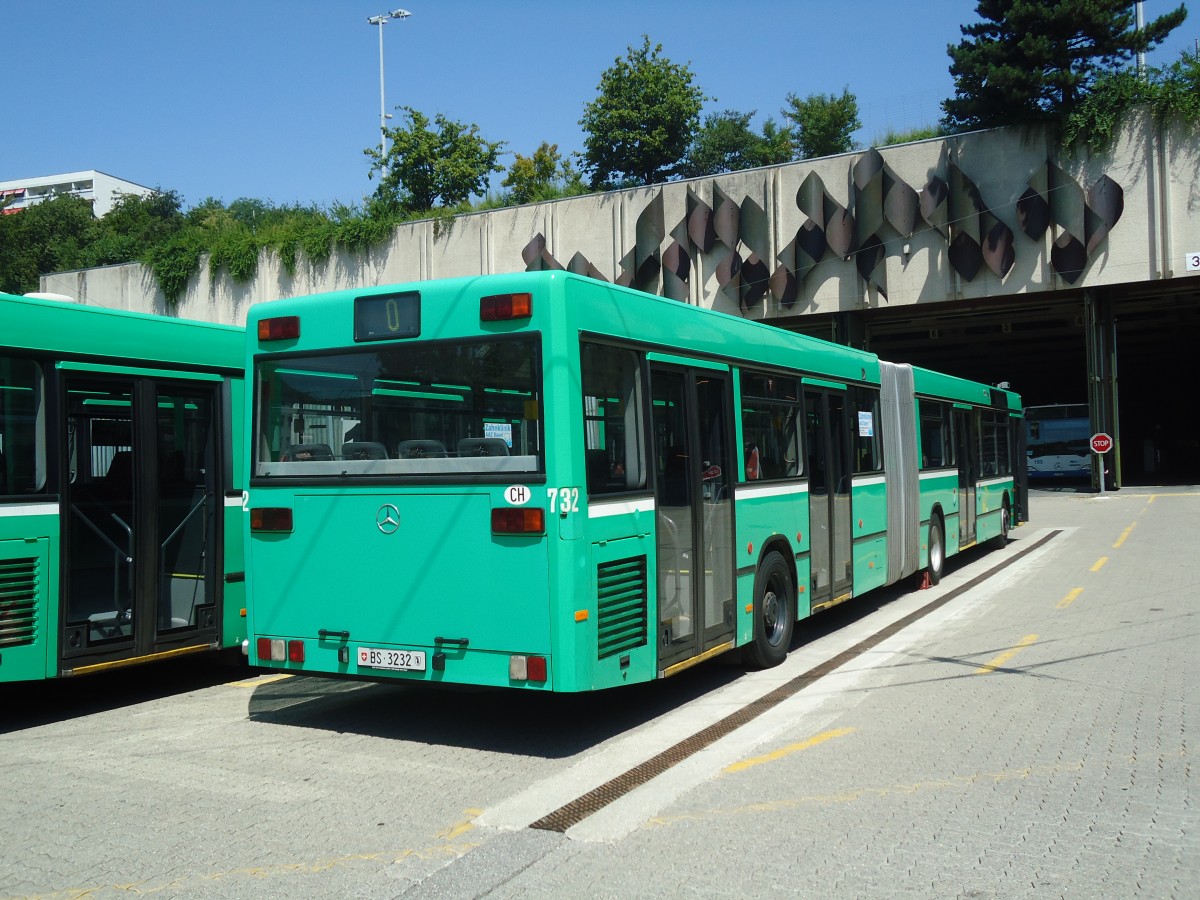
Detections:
[367, 9, 412, 166]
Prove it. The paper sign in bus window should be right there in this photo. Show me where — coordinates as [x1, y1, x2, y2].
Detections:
[484, 422, 513, 447]
[858, 411, 874, 437]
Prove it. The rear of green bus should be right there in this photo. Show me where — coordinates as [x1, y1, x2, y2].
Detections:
[246, 274, 567, 690]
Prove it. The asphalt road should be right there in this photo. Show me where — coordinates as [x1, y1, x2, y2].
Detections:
[2, 486, 1195, 899]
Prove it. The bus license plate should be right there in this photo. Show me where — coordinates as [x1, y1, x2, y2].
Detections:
[357, 647, 426, 672]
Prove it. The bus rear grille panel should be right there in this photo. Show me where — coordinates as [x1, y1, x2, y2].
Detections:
[0, 557, 39, 647]
[596, 555, 648, 659]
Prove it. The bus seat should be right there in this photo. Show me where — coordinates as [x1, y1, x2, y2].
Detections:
[341, 441, 388, 460]
[281, 443, 334, 462]
[397, 439, 447, 458]
[457, 437, 510, 457]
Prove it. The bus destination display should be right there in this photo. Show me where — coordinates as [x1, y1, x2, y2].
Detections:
[354, 292, 420, 341]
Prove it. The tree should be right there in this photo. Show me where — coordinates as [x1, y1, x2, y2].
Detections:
[366, 107, 504, 213]
[942, 0, 1187, 130]
[678, 110, 796, 177]
[1065, 47, 1200, 151]
[579, 36, 708, 187]
[0, 193, 96, 294]
[781, 88, 861, 159]
[83, 190, 185, 267]
[502, 142, 584, 204]
[757, 118, 796, 166]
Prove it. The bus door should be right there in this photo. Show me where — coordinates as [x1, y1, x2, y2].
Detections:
[650, 364, 736, 672]
[955, 407, 977, 546]
[804, 388, 853, 608]
[61, 375, 220, 671]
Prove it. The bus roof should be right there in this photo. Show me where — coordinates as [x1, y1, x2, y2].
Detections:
[911, 364, 1020, 411]
[1, 291, 243, 372]
[249, 271, 885, 386]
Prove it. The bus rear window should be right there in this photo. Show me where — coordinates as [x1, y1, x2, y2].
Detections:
[255, 337, 542, 478]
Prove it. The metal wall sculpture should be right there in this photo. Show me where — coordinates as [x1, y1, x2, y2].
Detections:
[920, 161, 1015, 282]
[1017, 161, 1125, 285]
[853, 148, 919, 299]
[520, 144, 1124, 313]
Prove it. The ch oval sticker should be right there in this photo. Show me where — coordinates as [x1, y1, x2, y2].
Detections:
[504, 485, 532, 506]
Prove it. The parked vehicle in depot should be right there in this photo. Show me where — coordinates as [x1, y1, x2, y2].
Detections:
[1025, 403, 1091, 480]
[0, 292, 247, 683]
[244, 271, 1025, 692]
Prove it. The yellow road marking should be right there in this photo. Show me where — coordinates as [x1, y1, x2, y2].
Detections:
[22, 811, 485, 898]
[1113, 523, 1135, 548]
[1057, 588, 1084, 610]
[229, 672, 294, 688]
[974, 634, 1038, 674]
[436, 809, 483, 841]
[1149, 492, 1200, 503]
[1090, 556, 1108, 572]
[725, 728, 855, 773]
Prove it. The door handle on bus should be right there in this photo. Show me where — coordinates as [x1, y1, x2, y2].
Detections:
[434, 636, 469, 647]
[318, 629, 350, 640]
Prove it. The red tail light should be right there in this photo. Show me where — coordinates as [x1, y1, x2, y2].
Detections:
[258, 315, 300, 341]
[480, 292, 532, 322]
[257, 637, 287, 662]
[509, 654, 548, 682]
[250, 507, 293, 532]
[288, 640, 305, 663]
[491, 507, 545, 535]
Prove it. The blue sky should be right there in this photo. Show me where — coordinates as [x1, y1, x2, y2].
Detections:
[4, 1, 1194, 210]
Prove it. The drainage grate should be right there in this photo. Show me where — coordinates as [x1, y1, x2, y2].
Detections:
[530, 530, 1061, 832]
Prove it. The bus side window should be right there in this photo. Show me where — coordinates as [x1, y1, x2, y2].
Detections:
[0, 355, 47, 494]
[739, 371, 802, 482]
[580, 343, 646, 495]
[919, 401, 947, 469]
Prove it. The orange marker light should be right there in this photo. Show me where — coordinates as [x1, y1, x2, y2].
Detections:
[480, 292, 533, 321]
[258, 316, 300, 341]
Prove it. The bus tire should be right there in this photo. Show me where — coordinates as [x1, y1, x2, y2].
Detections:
[928, 517, 945, 586]
[994, 498, 1011, 548]
[745, 550, 794, 669]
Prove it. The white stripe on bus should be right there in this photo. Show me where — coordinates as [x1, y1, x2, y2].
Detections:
[977, 475, 1014, 488]
[587, 497, 655, 519]
[852, 474, 887, 488]
[0, 502, 60, 517]
[735, 482, 809, 501]
[920, 468, 957, 480]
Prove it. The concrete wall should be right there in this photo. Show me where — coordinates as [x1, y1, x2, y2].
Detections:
[41, 112, 1200, 325]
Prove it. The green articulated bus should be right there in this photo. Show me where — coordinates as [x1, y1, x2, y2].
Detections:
[0, 292, 247, 682]
[246, 271, 1025, 691]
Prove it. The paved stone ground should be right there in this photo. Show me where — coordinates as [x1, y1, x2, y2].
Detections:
[0, 487, 1194, 899]
[479, 487, 1198, 899]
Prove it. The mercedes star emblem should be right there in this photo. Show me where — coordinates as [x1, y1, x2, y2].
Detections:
[376, 503, 401, 534]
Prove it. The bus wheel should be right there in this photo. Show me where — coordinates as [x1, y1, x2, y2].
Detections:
[928, 518, 945, 586]
[994, 500, 1011, 547]
[746, 550, 794, 669]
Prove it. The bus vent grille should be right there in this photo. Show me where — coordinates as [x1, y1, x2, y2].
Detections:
[0, 557, 39, 648]
[596, 555, 647, 659]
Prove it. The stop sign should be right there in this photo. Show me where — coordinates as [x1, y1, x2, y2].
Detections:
[1090, 432, 1113, 454]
